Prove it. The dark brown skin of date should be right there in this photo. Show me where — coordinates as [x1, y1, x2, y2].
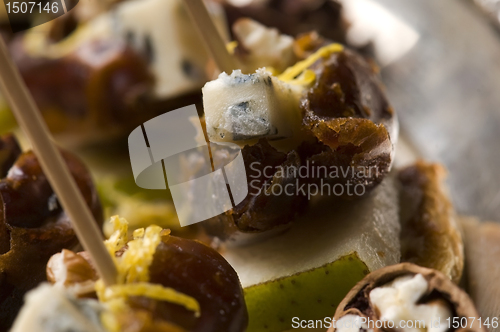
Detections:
[202, 139, 308, 241]
[0, 134, 21, 178]
[9, 37, 154, 138]
[301, 48, 394, 191]
[0, 135, 103, 332]
[144, 235, 248, 332]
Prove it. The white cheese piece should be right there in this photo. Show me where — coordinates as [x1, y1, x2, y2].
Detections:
[11, 283, 105, 332]
[113, 0, 229, 99]
[203, 68, 304, 146]
[232, 18, 296, 73]
[370, 274, 451, 332]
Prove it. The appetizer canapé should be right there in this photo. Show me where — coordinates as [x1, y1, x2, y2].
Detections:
[3, 0, 228, 145]
[200, 20, 397, 244]
[13, 218, 248, 332]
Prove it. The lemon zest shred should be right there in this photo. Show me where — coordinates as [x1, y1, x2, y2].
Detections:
[132, 228, 144, 238]
[104, 216, 129, 257]
[101, 283, 200, 314]
[278, 43, 344, 82]
[120, 224, 162, 284]
[226, 41, 238, 54]
[287, 69, 316, 86]
[100, 299, 128, 332]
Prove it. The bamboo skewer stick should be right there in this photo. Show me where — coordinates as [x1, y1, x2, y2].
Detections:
[184, 0, 239, 73]
[0, 37, 117, 286]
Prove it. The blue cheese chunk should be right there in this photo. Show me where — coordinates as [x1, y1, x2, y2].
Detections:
[369, 274, 451, 332]
[113, 0, 228, 99]
[203, 68, 304, 146]
[11, 284, 105, 332]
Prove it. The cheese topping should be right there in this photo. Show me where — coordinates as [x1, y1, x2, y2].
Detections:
[11, 284, 105, 332]
[369, 274, 451, 332]
[203, 68, 305, 148]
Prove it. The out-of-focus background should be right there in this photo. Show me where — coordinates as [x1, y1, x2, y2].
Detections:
[360, 0, 500, 223]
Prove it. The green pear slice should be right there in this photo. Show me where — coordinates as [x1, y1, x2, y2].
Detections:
[223, 175, 401, 332]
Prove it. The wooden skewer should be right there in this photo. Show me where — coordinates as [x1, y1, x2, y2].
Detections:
[0, 37, 117, 286]
[184, 0, 239, 73]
